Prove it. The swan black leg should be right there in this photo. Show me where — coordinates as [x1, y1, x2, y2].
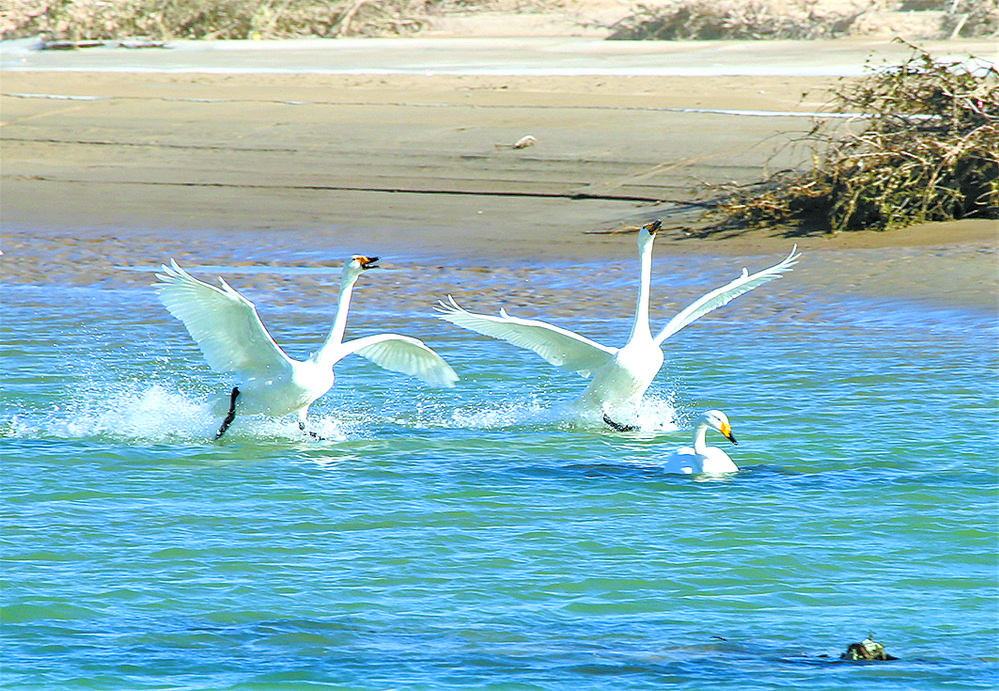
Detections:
[214, 386, 240, 440]
[603, 413, 638, 432]
[299, 419, 323, 441]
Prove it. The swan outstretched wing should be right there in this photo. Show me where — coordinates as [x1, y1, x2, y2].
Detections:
[654, 246, 800, 346]
[436, 296, 616, 377]
[155, 259, 294, 378]
[337, 334, 459, 387]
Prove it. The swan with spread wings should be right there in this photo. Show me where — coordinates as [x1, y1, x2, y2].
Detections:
[438, 221, 798, 421]
[156, 256, 457, 439]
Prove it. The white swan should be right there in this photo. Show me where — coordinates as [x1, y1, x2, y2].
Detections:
[437, 220, 798, 419]
[155, 257, 458, 439]
[662, 410, 739, 474]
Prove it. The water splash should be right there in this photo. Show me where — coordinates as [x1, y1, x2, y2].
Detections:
[445, 392, 681, 433]
[626, 393, 681, 433]
[448, 397, 552, 429]
[2, 383, 351, 444]
[3, 384, 213, 441]
[1, 375, 679, 443]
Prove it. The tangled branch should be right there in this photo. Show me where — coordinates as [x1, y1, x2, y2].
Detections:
[708, 41, 998, 233]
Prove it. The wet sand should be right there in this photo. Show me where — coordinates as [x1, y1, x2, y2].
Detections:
[1, 40, 996, 308]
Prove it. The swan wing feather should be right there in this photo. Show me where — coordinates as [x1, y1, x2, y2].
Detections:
[338, 333, 458, 388]
[436, 296, 616, 377]
[654, 246, 800, 345]
[155, 259, 294, 377]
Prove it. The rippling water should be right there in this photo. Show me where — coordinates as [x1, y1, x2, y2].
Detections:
[3, 242, 997, 690]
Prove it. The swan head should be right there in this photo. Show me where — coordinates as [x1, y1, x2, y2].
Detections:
[352, 255, 379, 270]
[637, 219, 661, 247]
[343, 254, 380, 279]
[702, 409, 737, 445]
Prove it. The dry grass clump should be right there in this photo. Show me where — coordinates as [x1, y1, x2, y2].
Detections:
[907, 0, 999, 39]
[709, 43, 998, 233]
[0, 0, 437, 40]
[607, 0, 865, 40]
[606, 0, 999, 41]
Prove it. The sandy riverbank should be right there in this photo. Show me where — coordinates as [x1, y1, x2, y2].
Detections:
[1, 39, 996, 308]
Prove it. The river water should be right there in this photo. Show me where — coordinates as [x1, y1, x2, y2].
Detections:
[2, 233, 996, 689]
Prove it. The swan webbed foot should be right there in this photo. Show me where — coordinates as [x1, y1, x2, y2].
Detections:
[602, 413, 639, 433]
[214, 386, 240, 440]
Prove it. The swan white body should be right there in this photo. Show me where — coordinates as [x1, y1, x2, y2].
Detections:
[155, 257, 457, 436]
[663, 410, 738, 474]
[437, 221, 798, 417]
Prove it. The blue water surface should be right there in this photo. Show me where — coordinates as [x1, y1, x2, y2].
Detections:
[2, 247, 997, 690]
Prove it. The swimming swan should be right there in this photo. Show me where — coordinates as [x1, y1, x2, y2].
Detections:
[662, 410, 739, 474]
[437, 220, 798, 418]
[155, 257, 457, 439]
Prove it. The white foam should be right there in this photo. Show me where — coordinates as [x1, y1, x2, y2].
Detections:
[631, 393, 682, 433]
[5, 384, 208, 441]
[4, 378, 680, 443]
[449, 397, 553, 429]
[446, 391, 681, 432]
[7, 383, 352, 444]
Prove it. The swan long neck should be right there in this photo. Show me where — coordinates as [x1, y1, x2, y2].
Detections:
[316, 269, 361, 366]
[692, 420, 710, 455]
[628, 237, 655, 342]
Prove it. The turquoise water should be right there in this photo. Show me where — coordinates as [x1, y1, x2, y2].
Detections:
[2, 245, 997, 689]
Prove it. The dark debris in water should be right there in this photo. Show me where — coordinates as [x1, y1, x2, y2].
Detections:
[840, 634, 899, 662]
[780, 633, 900, 664]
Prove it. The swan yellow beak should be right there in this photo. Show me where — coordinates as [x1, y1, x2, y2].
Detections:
[721, 421, 737, 445]
[357, 255, 380, 269]
[643, 219, 662, 234]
